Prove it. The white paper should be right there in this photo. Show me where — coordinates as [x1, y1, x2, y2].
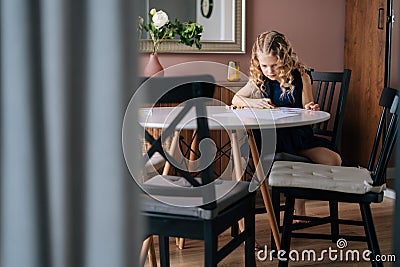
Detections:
[212, 107, 300, 120]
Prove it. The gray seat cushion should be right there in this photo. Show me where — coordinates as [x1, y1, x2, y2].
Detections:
[269, 161, 385, 194]
[141, 175, 252, 220]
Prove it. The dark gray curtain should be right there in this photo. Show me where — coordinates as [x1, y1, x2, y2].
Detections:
[0, 0, 141, 266]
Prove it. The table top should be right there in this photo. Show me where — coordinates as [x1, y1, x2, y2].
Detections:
[140, 106, 330, 130]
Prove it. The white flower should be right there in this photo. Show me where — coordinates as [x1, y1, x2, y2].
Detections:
[152, 10, 169, 29]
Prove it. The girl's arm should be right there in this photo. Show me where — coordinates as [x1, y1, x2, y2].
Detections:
[301, 73, 320, 110]
[232, 81, 275, 108]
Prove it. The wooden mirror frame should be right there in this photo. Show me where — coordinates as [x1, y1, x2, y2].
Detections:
[139, 0, 245, 54]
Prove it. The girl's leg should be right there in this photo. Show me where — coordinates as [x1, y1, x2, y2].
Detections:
[298, 147, 342, 166]
[293, 147, 342, 218]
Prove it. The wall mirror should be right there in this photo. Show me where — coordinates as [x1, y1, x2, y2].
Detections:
[139, 0, 245, 53]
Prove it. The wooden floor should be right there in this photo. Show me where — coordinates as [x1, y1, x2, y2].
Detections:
[144, 197, 395, 266]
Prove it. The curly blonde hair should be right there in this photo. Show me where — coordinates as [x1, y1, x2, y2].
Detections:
[250, 31, 307, 96]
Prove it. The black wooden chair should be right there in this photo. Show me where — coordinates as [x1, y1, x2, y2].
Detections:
[269, 69, 352, 245]
[136, 75, 256, 267]
[269, 87, 398, 267]
[274, 68, 352, 162]
[312, 69, 352, 146]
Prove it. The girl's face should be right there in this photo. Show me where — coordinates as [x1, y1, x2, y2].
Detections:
[258, 53, 280, 80]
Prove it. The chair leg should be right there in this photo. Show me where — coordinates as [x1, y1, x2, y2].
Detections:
[359, 203, 383, 267]
[279, 195, 295, 267]
[271, 188, 281, 252]
[329, 200, 339, 242]
[158, 235, 170, 267]
[244, 208, 256, 267]
[204, 222, 218, 267]
[231, 222, 239, 237]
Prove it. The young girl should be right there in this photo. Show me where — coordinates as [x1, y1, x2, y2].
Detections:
[232, 30, 342, 217]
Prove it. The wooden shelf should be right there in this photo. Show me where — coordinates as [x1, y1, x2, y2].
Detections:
[216, 80, 248, 92]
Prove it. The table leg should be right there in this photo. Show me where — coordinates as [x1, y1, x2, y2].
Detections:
[230, 130, 244, 182]
[176, 131, 199, 248]
[188, 131, 198, 172]
[162, 130, 191, 249]
[176, 131, 198, 249]
[229, 130, 246, 232]
[247, 130, 281, 250]
[162, 130, 180, 175]
[140, 236, 157, 267]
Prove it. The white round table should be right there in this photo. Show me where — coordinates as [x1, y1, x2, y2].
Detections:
[140, 105, 330, 130]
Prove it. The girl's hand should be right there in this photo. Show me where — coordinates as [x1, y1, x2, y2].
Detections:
[304, 101, 320, 111]
[249, 98, 275, 109]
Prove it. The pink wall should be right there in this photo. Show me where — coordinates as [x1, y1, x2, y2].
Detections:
[139, 0, 346, 76]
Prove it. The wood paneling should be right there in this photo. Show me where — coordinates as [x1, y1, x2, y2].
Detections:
[343, 0, 387, 166]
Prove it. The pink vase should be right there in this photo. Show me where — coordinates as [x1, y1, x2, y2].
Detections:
[143, 53, 164, 77]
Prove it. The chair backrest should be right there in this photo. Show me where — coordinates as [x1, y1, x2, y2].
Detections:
[138, 76, 215, 104]
[310, 69, 351, 147]
[367, 87, 399, 186]
[137, 75, 217, 205]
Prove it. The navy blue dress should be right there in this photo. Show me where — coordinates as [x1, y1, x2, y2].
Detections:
[258, 70, 338, 155]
